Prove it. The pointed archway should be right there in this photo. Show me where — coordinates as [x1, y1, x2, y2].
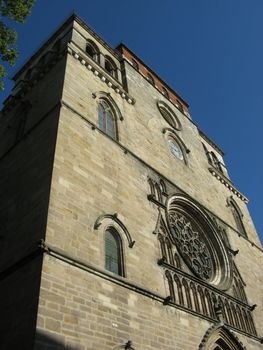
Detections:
[199, 324, 246, 350]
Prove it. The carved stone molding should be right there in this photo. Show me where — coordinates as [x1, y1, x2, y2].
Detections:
[68, 44, 135, 105]
[168, 211, 213, 280]
[94, 213, 135, 248]
[209, 167, 248, 203]
[166, 194, 233, 290]
[199, 324, 247, 350]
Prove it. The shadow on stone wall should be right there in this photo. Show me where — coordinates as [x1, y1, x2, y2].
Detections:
[35, 330, 85, 350]
[0, 255, 43, 350]
[35, 330, 133, 350]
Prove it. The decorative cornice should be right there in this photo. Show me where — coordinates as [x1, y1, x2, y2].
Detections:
[208, 167, 248, 203]
[162, 262, 250, 309]
[67, 44, 135, 106]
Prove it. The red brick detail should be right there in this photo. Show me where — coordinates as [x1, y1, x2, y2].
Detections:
[117, 44, 189, 114]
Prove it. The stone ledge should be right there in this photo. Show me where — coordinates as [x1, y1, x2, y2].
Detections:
[67, 43, 135, 106]
[208, 167, 248, 203]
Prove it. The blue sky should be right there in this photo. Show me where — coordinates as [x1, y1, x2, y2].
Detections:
[1, 0, 262, 244]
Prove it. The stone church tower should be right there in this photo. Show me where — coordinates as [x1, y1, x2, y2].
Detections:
[0, 14, 262, 350]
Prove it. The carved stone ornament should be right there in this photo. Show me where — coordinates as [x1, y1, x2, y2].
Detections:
[166, 194, 233, 290]
[168, 212, 212, 280]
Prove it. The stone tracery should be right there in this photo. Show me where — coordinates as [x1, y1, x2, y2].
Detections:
[166, 194, 233, 290]
[168, 211, 212, 280]
[147, 179, 258, 337]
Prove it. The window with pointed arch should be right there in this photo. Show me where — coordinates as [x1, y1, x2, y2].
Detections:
[105, 227, 124, 276]
[210, 151, 224, 173]
[98, 100, 117, 139]
[210, 339, 240, 350]
[202, 143, 224, 174]
[85, 40, 100, 63]
[199, 326, 246, 350]
[227, 197, 247, 238]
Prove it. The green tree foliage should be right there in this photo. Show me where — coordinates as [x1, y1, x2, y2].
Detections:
[0, 0, 35, 90]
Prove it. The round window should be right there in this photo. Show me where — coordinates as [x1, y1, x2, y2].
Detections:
[166, 195, 233, 290]
[157, 101, 181, 130]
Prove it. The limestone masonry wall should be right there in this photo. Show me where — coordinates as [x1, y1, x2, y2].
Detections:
[0, 16, 262, 350]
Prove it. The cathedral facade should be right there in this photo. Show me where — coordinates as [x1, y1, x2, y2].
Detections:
[0, 14, 262, 350]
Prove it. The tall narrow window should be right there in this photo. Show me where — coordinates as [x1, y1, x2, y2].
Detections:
[228, 197, 247, 238]
[105, 228, 123, 276]
[210, 152, 223, 173]
[98, 101, 117, 139]
[105, 56, 117, 78]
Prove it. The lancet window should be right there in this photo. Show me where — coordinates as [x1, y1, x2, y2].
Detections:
[227, 197, 247, 238]
[98, 100, 117, 139]
[105, 227, 124, 276]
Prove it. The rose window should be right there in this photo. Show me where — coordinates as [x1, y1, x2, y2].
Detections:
[168, 212, 213, 280]
[167, 195, 233, 290]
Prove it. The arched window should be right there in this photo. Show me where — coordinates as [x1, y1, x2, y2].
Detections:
[199, 325, 246, 350]
[131, 59, 139, 70]
[147, 73, 155, 86]
[202, 144, 224, 173]
[227, 197, 247, 238]
[202, 143, 212, 164]
[98, 100, 117, 139]
[163, 129, 188, 164]
[86, 40, 100, 62]
[162, 87, 169, 99]
[210, 151, 223, 173]
[168, 137, 184, 161]
[105, 56, 117, 78]
[232, 264, 247, 303]
[105, 227, 124, 276]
